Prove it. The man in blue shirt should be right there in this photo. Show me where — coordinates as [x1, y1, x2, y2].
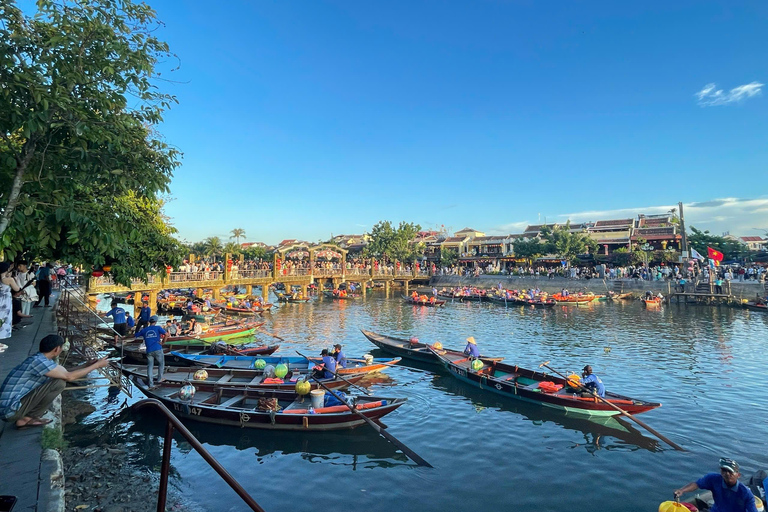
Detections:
[135, 302, 152, 332]
[674, 458, 758, 512]
[319, 349, 337, 379]
[333, 344, 347, 369]
[580, 365, 605, 398]
[0, 334, 108, 428]
[103, 301, 128, 338]
[464, 337, 480, 358]
[134, 316, 167, 388]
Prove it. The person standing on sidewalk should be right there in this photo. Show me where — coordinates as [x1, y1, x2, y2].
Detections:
[15, 261, 37, 318]
[34, 263, 53, 307]
[0, 334, 109, 429]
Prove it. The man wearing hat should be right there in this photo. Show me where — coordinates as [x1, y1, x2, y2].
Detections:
[674, 458, 758, 512]
[333, 344, 347, 369]
[581, 366, 605, 398]
[464, 337, 480, 358]
[134, 316, 167, 388]
[319, 349, 337, 379]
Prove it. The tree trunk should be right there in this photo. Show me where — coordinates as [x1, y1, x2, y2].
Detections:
[0, 146, 34, 237]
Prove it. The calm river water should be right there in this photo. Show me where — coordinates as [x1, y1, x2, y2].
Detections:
[71, 292, 768, 511]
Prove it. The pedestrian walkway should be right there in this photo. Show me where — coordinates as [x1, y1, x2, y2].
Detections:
[0, 295, 62, 512]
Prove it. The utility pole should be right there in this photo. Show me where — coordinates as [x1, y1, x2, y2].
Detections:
[678, 201, 688, 262]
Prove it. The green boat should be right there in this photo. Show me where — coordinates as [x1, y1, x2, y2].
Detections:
[165, 326, 258, 345]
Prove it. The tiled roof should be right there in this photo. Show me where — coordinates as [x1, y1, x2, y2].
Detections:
[594, 219, 633, 227]
[442, 237, 467, 243]
[472, 236, 507, 242]
[740, 236, 765, 242]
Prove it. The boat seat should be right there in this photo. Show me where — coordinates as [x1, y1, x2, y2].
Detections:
[219, 395, 244, 408]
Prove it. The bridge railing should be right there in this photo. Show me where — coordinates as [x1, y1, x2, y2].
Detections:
[278, 268, 311, 277]
[373, 269, 394, 277]
[234, 269, 272, 279]
[395, 269, 412, 277]
[168, 271, 222, 283]
[346, 268, 371, 277]
[313, 268, 342, 277]
[90, 275, 156, 288]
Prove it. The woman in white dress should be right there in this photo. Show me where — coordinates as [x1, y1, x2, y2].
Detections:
[0, 262, 21, 340]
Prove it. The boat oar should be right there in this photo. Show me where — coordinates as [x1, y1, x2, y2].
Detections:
[258, 327, 285, 342]
[295, 351, 371, 395]
[309, 374, 433, 468]
[538, 361, 685, 452]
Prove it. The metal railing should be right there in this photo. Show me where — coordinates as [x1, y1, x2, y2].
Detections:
[169, 271, 222, 283]
[132, 399, 265, 512]
[233, 269, 272, 279]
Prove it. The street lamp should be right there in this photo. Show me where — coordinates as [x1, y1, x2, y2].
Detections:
[641, 243, 654, 280]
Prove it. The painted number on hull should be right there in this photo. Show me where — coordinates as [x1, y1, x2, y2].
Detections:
[172, 404, 202, 415]
[452, 367, 467, 378]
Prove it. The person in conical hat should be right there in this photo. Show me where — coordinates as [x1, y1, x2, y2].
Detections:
[463, 337, 479, 358]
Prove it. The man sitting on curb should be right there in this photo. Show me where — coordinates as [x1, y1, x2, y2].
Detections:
[0, 334, 109, 429]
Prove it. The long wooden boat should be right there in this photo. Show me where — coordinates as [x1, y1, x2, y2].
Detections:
[360, 329, 504, 366]
[130, 377, 406, 431]
[103, 324, 260, 345]
[277, 294, 311, 303]
[552, 293, 594, 305]
[437, 292, 485, 302]
[744, 301, 768, 312]
[212, 303, 274, 315]
[403, 296, 446, 307]
[486, 296, 555, 308]
[169, 353, 400, 375]
[119, 364, 362, 391]
[322, 291, 361, 300]
[428, 347, 661, 416]
[115, 341, 280, 365]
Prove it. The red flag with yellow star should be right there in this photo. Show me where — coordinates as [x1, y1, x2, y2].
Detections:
[707, 247, 724, 264]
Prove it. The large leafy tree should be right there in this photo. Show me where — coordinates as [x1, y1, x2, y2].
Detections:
[0, 0, 181, 281]
[439, 247, 458, 267]
[364, 221, 423, 262]
[540, 222, 597, 264]
[688, 227, 746, 261]
[242, 245, 269, 261]
[223, 241, 241, 256]
[511, 237, 544, 261]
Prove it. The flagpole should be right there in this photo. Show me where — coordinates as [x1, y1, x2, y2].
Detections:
[679, 201, 688, 262]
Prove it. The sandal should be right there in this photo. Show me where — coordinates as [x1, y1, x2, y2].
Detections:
[16, 418, 53, 430]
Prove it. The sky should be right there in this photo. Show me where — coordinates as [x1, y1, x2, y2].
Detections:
[146, 1, 768, 244]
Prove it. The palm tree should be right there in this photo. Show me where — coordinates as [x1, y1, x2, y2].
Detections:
[204, 236, 223, 262]
[223, 241, 241, 256]
[230, 228, 246, 245]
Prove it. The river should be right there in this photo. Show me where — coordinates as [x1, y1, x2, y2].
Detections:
[68, 293, 768, 511]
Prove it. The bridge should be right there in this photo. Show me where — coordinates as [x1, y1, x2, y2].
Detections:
[86, 260, 432, 313]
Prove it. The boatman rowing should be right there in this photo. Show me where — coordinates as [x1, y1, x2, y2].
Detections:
[674, 458, 758, 512]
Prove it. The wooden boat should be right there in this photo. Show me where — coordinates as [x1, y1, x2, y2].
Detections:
[551, 294, 593, 305]
[486, 296, 555, 308]
[277, 294, 310, 303]
[322, 291, 361, 300]
[429, 347, 661, 417]
[115, 341, 279, 365]
[213, 303, 274, 315]
[119, 364, 363, 391]
[614, 292, 633, 300]
[360, 329, 504, 366]
[130, 377, 407, 431]
[170, 353, 401, 375]
[744, 301, 768, 312]
[104, 323, 261, 345]
[403, 296, 446, 307]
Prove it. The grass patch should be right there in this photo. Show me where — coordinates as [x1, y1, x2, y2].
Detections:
[41, 426, 68, 451]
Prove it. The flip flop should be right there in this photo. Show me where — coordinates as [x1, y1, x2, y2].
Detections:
[17, 418, 52, 430]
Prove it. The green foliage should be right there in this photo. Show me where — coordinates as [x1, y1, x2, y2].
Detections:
[230, 228, 246, 244]
[439, 247, 458, 267]
[203, 237, 223, 261]
[511, 237, 544, 260]
[0, 0, 181, 283]
[611, 247, 644, 266]
[41, 426, 68, 451]
[539, 222, 597, 264]
[688, 227, 746, 261]
[363, 221, 423, 262]
[223, 241, 241, 256]
[242, 245, 269, 261]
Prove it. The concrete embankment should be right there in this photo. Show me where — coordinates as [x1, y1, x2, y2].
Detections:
[427, 275, 765, 299]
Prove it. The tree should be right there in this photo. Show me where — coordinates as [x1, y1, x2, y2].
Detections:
[223, 241, 241, 256]
[243, 245, 268, 261]
[230, 228, 246, 245]
[0, 0, 180, 282]
[539, 222, 597, 264]
[688, 227, 746, 261]
[611, 247, 642, 266]
[364, 221, 423, 262]
[203, 237, 223, 262]
[439, 248, 458, 267]
[511, 237, 543, 262]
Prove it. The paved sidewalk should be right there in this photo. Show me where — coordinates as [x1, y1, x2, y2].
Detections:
[0, 295, 61, 512]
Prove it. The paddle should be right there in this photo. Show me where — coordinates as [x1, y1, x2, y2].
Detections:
[308, 373, 433, 468]
[295, 351, 371, 395]
[539, 361, 685, 451]
[259, 327, 285, 342]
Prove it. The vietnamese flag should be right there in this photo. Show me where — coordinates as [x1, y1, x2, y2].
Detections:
[707, 246, 724, 263]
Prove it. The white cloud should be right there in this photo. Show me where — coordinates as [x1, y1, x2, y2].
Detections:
[489, 220, 530, 235]
[555, 198, 768, 236]
[696, 81, 764, 106]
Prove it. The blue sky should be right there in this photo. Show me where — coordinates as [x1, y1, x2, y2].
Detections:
[150, 1, 768, 244]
